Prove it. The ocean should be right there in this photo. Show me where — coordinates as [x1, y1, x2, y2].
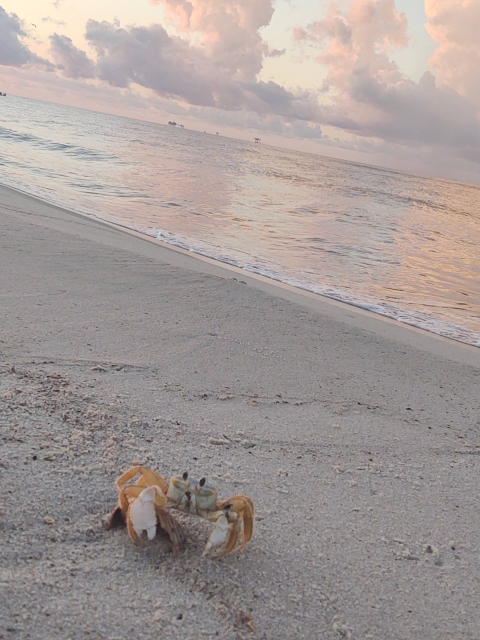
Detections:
[1, 95, 479, 347]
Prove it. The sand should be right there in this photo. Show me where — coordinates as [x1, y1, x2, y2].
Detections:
[1, 185, 479, 640]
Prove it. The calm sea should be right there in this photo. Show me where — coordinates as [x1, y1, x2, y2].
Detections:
[1, 95, 479, 347]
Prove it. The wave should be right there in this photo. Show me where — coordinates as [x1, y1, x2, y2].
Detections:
[0, 125, 118, 163]
[148, 228, 480, 348]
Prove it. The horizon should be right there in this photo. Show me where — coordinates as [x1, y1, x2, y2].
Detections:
[1, 0, 479, 184]
[6, 92, 480, 190]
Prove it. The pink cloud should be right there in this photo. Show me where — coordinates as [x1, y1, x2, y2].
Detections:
[425, 0, 480, 106]
[151, 0, 276, 80]
[81, 17, 316, 119]
[297, 0, 408, 93]
[294, 0, 480, 162]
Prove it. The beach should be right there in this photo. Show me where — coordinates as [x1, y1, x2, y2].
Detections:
[1, 184, 480, 639]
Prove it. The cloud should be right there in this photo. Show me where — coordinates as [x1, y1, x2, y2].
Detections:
[338, 69, 480, 160]
[152, 0, 275, 80]
[0, 61, 176, 121]
[425, 0, 480, 107]
[298, 0, 408, 92]
[0, 6, 51, 67]
[288, 120, 323, 139]
[38, 5, 311, 120]
[83, 17, 319, 120]
[85, 19, 217, 105]
[42, 16, 67, 27]
[49, 33, 96, 79]
[295, 0, 480, 162]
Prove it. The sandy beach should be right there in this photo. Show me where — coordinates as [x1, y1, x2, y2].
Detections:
[1, 184, 479, 639]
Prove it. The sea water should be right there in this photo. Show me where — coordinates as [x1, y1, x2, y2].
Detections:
[1, 95, 479, 347]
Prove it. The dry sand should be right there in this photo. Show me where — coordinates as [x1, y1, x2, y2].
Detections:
[1, 185, 479, 640]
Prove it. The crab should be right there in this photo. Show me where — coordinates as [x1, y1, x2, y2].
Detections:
[107, 466, 254, 558]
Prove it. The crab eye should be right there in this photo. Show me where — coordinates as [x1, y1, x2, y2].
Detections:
[182, 471, 188, 481]
[199, 478, 206, 487]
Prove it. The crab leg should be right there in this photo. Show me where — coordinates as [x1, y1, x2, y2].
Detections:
[155, 506, 186, 554]
[115, 465, 169, 494]
[126, 517, 142, 545]
[106, 486, 133, 530]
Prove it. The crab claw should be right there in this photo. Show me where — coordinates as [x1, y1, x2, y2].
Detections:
[213, 496, 255, 557]
[129, 486, 164, 541]
[202, 513, 230, 557]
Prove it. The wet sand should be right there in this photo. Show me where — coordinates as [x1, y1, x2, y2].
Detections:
[1, 185, 479, 640]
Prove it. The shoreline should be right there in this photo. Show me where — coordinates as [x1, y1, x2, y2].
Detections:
[0, 182, 478, 367]
[1, 184, 480, 639]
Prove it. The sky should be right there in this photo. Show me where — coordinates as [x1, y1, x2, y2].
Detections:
[0, 0, 479, 183]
